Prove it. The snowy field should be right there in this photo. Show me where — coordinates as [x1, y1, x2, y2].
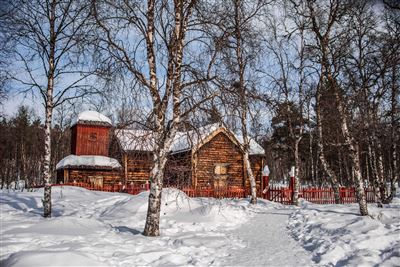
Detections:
[0, 186, 399, 266]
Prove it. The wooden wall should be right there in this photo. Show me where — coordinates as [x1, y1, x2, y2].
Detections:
[63, 169, 122, 185]
[63, 128, 265, 191]
[125, 151, 153, 184]
[71, 124, 110, 156]
[164, 151, 192, 186]
[194, 132, 244, 188]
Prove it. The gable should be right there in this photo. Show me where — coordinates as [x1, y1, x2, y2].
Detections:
[191, 128, 242, 155]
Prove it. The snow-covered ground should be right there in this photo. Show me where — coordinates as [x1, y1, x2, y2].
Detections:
[1, 186, 399, 266]
[289, 198, 400, 266]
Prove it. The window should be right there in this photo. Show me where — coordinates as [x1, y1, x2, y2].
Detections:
[214, 164, 229, 189]
[89, 132, 97, 141]
[214, 164, 228, 175]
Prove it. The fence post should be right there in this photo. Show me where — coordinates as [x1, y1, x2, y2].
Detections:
[262, 165, 270, 200]
[289, 166, 295, 204]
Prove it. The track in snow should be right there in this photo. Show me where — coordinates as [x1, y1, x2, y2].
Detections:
[219, 208, 314, 266]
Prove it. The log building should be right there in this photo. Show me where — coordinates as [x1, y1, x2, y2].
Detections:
[57, 111, 266, 192]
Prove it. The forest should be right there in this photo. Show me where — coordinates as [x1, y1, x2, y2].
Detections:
[0, 0, 399, 235]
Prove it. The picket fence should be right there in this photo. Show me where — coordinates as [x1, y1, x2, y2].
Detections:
[267, 185, 377, 204]
[52, 182, 377, 205]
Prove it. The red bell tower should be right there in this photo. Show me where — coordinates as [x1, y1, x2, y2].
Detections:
[70, 111, 112, 156]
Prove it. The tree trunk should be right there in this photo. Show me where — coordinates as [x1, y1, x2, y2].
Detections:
[292, 139, 301, 205]
[309, 130, 315, 185]
[383, 64, 398, 204]
[143, 146, 169, 236]
[368, 141, 383, 207]
[332, 80, 368, 215]
[241, 113, 257, 204]
[43, 0, 57, 218]
[232, 0, 257, 204]
[244, 150, 257, 204]
[43, 105, 53, 218]
[376, 141, 387, 204]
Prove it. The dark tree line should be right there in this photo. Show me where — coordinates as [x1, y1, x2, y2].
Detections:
[0, 106, 70, 189]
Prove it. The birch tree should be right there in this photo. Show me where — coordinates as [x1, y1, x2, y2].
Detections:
[304, 0, 368, 214]
[343, 2, 387, 206]
[291, 0, 340, 203]
[92, 0, 216, 236]
[2, 0, 94, 217]
[206, 0, 269, 204]
[381, 6, 400, 203]
[264, 4, 311, 205]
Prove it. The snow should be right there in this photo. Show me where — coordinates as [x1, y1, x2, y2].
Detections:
[115, 129, 156, 152]
[1, 187, 399, 266]
[288, 198, 400, 266]
[56, 155, 122, 170]
[116, 124, 265, 155]
[234, 135, 265, 155]
[72, 110, 112, 126]
[262, 165, 270, 176]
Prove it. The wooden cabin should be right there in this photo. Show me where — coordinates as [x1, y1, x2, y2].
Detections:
[57, 111, 266, 193]
[114, 124, 265, 191]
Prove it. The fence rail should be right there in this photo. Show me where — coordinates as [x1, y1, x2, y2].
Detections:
[266, 185, 377, 204]
[48, 182, 377, 205]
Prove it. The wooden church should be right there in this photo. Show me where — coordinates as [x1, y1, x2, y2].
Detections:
[56, 111, 266, 192]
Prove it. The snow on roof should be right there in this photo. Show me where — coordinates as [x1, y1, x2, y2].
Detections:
[115, 124, 265, 155]
[72, 111, 112, 126]
[170, 124, 221, 153]
[235, 135, 266, 155]
[56, 155, 122, 170]
[115, 129, 156, 152]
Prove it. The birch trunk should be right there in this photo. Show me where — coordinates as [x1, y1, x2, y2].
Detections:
[241, 108, 257, 204]
[368, 139, 383, 206]
[383, 64, 398, 204]
[43, 0, 57, 218]
[233, 0, 257, 204]
[309, 130, 315, 185]
[143, 0, 188, 236]
[376, 142, 387, 204]
[292, 139, 301, 205]
[143, 135, 173, 236]
[332, 81, 368, 215]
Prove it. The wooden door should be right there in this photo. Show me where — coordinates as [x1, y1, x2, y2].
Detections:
[89, 176, 103, 188]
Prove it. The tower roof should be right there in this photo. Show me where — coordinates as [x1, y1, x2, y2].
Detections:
[72, 110, 112, 126]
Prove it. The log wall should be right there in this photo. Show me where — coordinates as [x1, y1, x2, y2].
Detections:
[64, 169, 122, 185]
[164, 151, 192, 186]
[194, 132, 244, 188]
[125, 151, 153, 184]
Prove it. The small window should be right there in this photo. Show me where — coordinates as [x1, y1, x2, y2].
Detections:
[89, 132, 98, 141]
[214, 164, 228, 175]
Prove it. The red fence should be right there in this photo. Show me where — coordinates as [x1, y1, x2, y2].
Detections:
[53, 182, 148, 195]
[178, 186, 247, 198]
[51, 183, 377, 205]
[265, 185, 377, 204]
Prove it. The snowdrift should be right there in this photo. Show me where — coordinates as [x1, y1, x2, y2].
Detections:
[1, 186, 399, 266]
[0, 186, 277, 266]
[288, 198, 400, 266]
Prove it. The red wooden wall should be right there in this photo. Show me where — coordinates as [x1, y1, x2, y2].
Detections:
[71, 124, 111, 156]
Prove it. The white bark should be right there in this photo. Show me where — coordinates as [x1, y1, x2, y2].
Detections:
[332, 83, 368, 215]
[43, 0, 56, 218]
